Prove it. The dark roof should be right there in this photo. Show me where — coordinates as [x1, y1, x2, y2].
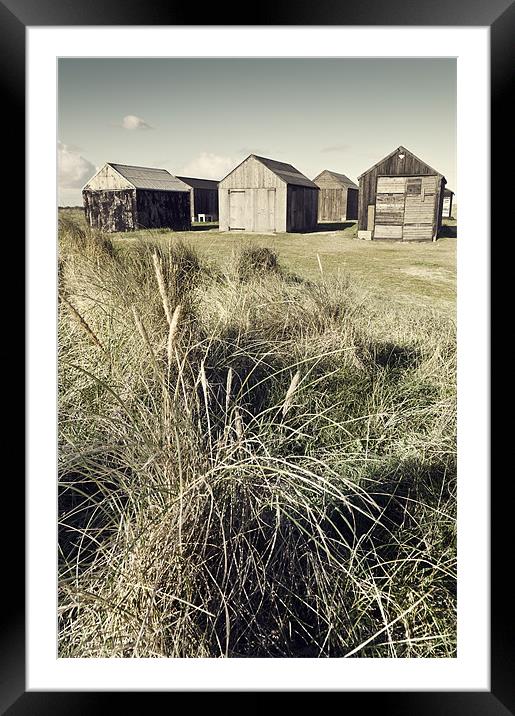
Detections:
[176, 176, 219, 190]
[357, 146, 445, 181]
[444, 188, 455, 196]
[313, 170, 358, 189]
[252, 155, 318, 188]
[108, 163, 190, 192]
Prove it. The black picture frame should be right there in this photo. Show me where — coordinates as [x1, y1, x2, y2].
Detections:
[10, 0, 504, 711]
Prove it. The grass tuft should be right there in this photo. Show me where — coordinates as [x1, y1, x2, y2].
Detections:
[58, 219, 456, 658]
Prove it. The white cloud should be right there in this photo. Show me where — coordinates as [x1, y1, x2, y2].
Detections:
[58, 141, 96, 189]
[121, 114, 152, 130]
[179, 152, 234, 180]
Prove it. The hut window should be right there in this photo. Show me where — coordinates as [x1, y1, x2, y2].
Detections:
[406, 178, 422, 195]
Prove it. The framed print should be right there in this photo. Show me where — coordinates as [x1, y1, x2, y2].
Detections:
[9, 0, 506, 710]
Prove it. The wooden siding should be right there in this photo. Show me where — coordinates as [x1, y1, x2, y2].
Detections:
[83, 188, 191, 232]
[317, 188, 346, 222]
[313, 170, 358, 221]
[222, 188, 277, 232]
[83, 189, 137, 232]
[358, 147, 445, 235]
[287, 186, 318, 232]
[346, 188, 358, 220]
[136, 190, 191, 231]
[84, 164, 133, 191]
[369, 173, 443, 241]
[220, 155, 284, 190]
[190, 187, 219, 220]
[403, 175, 438, 241]
[375, 225, 403, 240]
[219, 155, 318, 233]
[219, 155, 286, 231]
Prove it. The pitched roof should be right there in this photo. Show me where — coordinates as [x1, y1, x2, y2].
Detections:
[176, 176, 219, 190]
[252, 155, 318, 188]
[108, 163, 190, 192]
[313, 170, 358, 188]
[357, 146, 445, 181]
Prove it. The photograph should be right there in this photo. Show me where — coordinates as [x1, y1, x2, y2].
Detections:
[57, 56, 458, 659]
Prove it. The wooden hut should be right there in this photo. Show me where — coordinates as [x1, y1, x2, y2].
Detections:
[218, 154, 318, 233]
[175, 176, 219, 222]
[442, 188, 455, 218]
[82, 163, 191, 232]
[313, 170, 358, 221]
[357, 146, 447, 241]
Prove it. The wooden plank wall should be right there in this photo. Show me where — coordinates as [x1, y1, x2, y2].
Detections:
[223, 188, 279, 232]
[83, 189, 137, 232]
[317, 188, 346, 222]
[346, 188, 358, 220]
[314, 171, 358, 221]
[219, 156, 287, 231]
[403, 176, 438, 241]
[287, 186, 319, 232]
[191, 188, 219, 220]
[369, 174, 445, 241]
[136, 190, 191, 230]
[358, 150, 442, 231]
[219, 156, 317, 233]
[85, 164, 132, 191]
[220, 156, 284, 190]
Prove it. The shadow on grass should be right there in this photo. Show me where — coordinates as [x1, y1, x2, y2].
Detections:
[327, 455, 456, 557]
[312, 221, 356, 233]
[356, 340, 421, 375]
[438, 224, 457, 238]
[191, 223, 219, 232]
[225, 454, 456, 657]
[369, 341, 420, 371]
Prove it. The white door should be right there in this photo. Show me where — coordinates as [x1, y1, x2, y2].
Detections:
[229, 190, 245, 230]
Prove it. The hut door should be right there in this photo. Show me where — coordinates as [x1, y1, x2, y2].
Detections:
[374, 177, 406, 239]
[229, 190, 245, 230]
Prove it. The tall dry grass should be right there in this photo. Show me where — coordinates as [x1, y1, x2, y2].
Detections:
[58, 222, 456, 658]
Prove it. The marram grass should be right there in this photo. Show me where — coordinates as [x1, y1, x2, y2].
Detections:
[58, 220, 456, 658]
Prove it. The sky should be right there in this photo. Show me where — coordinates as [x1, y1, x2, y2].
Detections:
[58, 58, 456, 206]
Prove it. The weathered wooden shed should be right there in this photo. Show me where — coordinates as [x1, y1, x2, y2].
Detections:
[218, 154, 319, 233]
[82, 163, 191, 232]
[313, 170, 358, 222]
[175, 176, 219, 222]
[442, 188, 455, 218]
[357, 146, 447, 241]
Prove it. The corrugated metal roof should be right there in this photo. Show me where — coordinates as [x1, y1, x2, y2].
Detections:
[176, 176, 219, 190]
[314, 170, 358, 188]
[108, 163, 190, 192]
[253, 155, 318, 188]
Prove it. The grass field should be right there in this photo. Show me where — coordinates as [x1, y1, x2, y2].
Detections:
[58, 210, 457, 658]
[60, 207, 456, 316]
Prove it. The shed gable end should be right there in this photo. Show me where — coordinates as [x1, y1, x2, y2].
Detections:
[219, 155, 284, 190]
[83, 163, 134, 191]
[359, 146, 444, 180]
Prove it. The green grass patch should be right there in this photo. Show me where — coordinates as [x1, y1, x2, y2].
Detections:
[57, 213, 456, 658]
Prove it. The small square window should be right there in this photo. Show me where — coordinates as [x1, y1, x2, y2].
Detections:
[406, 178, 422, 195]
